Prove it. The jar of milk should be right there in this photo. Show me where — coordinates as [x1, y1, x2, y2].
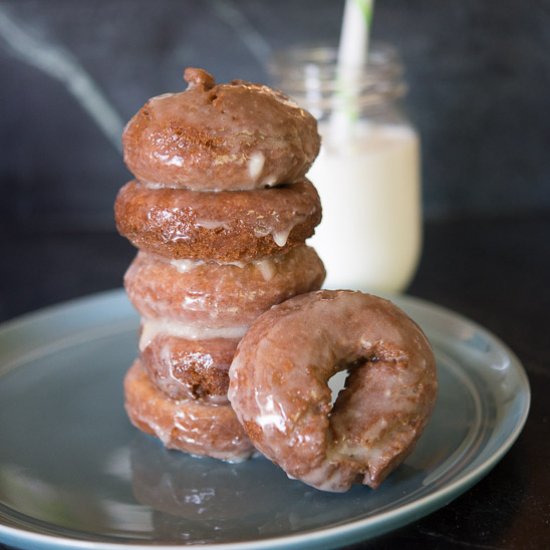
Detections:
[269, 45, 421, 293]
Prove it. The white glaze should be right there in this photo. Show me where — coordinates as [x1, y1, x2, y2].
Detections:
[150, 92, 177, 101]
[195, 219, 231, 231]
[140, 319, 248, 351]
[155, 153, 184, 167]
[169, 258, 205, 273]
[254, 394, 287, 432]
[253, 258, 276, 281]
[272, 228, 292, 247]
[168, 254, 276, 280]
[253, 220, 302, 248]
[142, 181, 166, 190]
[247, 152, 265, 181]
[261, 174, 277, 186]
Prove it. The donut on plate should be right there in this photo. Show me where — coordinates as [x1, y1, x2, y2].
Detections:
[123, 67, 320, 191]
[124, 246, 325, 328]
[228, 290, 438, 492]
[125, 360, 254, 462]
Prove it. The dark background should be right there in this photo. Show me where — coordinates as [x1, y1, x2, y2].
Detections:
[1, 0, 549, 235]
[1, 2, 549, 549]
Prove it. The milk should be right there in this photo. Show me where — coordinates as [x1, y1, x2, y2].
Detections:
[308, 123, 421, 292]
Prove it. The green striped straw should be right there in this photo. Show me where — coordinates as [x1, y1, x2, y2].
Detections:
[331, 0, 375, 139]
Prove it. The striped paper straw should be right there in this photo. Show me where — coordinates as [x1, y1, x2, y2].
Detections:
[331, 0, 374, 141]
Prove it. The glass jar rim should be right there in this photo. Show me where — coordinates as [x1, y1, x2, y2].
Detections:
[268, 43, 406, 108]
[268, 42, 403, 88]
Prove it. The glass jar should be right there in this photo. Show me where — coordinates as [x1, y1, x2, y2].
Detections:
[269, 45, 421, 293]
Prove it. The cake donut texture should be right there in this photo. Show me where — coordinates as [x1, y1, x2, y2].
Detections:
[125, 360, 254, 462]
[228, 290, 438, 492]
[124, 246, 326, 328]
[123, 68, 321, 191]
[115, 178, 321, 262]
[140, 335, 239, 403]
[117, 67, 325, 462]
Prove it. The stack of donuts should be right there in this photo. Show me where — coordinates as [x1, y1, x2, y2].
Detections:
[115, 68, 325, 462]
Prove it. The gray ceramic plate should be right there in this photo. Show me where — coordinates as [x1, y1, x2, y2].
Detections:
[0, 290, 530, 550]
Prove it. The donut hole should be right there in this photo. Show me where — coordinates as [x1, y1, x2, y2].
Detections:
[327, 370, 348, 405]
[327, 355, 379, 406]
[327, 353, 380, 414]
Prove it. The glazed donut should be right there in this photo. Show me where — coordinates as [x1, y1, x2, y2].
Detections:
[123, 67, 320, 191]
[114, 178, 322, 262]
[228, 290, 438, 492]
[124, 360, 254, 462]
[124, 246, 325, 328]
[140, 334, 238, 403]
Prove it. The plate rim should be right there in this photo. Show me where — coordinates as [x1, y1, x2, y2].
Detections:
[0, 289, 531, 550]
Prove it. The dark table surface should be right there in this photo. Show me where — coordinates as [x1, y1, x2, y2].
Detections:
[0, 213, 549, 549]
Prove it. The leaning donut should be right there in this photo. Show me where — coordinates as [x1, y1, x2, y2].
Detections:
[228, 290, 437, 492]
[124, 360, 254, 462]
[123, 68, 320, 191]
[124, 246, 325, 328]
[114, 179, 321, 262]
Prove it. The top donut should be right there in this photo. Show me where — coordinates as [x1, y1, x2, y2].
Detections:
[123, 68, 321, 191]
